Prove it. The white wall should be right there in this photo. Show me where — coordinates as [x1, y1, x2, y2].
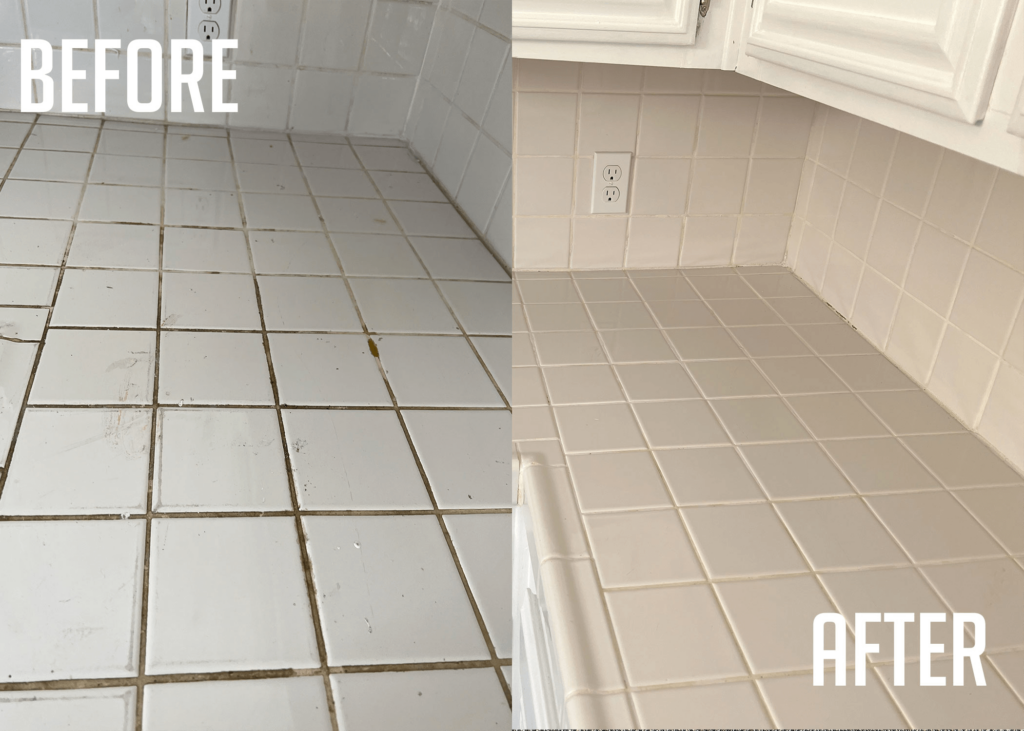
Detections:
[406, 0, 511, 267]
[0, 0, 436, 136]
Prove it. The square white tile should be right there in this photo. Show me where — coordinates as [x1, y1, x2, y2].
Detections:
[51, 269, 158, 327]
[0, 218, 72, 265]
[30, 329, 155, 405]
[230, 138, 296, 165]
[165, 159, 238, 191]
[350, 278, 459, 334]
[79, 185, 161, 224]
[0, 180, 83, 219]
[24, 125, 98, 152]
[606, 585, 748, 685]
[143, 677, 331, 731]
[776, 497, 908, 570]
[282, 409, 431, 509]
[145, 517, 320, 673]
[303, 516, 488, 664]
[154, 408, 292, 512]
[0, 520, 145, 681]
[249, 231, 341, 275]
[331, 669, 510, 731]
[716, 575, 852, 674]
[268, 333, 391, 406]
[1, 408, 150, 515]
[682, 503, 806, 579]
[351, 145, 421, 172]
[0, 342, 38, 466]
[388, 201, 475, 238]
[633, 400, 730, 447]
[867, 491, 1005, 562]
[243, 193, 323, 231]
[438, 281, 511, 335]
[164, 189, 243, 228]
[375, 335, 503, 407]
[162, 228, 251, 273]
[96, 129, 164, 158]
[317, 197, 400, 234]
[585, 509, 704, 588]
[10, 149, 92, 182]
[258, 276, 362, 331]
[67, 223, 160, 269]
[567, 451, 673, 512]
[655, 446, 765, 505]
[167, 134, 232, 161]
[294, 141, 360, 169]
[0, 688, 136, 731]
[368, 171, 446, 202]
[160, 272, 261, 330]
[88, 154, 163, 187]
[404, 410, 511, 508]
[158, 332, 274, 405]
[410, 237, 509, 282]
[331, 233, 427, 278]
[236, 162, 309, 194]
[0, 308, 47, 341]
[634, 683, 772, 730]
[474, 336, 511, 399]
[741, 441, 855, 499]
[444, 514, 513, 658]
[0, 266, 59, 305]
[304, 167, 378, 198]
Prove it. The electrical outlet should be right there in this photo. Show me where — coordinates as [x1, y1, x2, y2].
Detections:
[592, 152, 631, 214]
[198, 20, 220, 40]
[187, 0, 233, 56]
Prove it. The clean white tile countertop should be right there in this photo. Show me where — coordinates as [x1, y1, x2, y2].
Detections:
[513, 266, 1024, 730]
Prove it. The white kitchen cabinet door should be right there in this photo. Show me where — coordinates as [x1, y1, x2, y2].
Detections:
[513, 0, 705, 66]
[742, 0, 1019, 123]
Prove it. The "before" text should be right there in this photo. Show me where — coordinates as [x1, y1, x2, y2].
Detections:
[20, 39, 238, 114]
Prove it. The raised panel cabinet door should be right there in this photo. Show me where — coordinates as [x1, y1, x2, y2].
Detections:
[744, 0, 1018, 122]
[513, 0, 703, 56]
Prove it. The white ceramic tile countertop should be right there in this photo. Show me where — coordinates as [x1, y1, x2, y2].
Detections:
[513, 266, 1024, 730]
[0, 113, 512, 731]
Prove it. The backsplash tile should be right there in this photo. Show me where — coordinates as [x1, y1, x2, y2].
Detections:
[406, 0, 511, 266]
[2, 0, 438, 139]
[789, 104, 1024, 473]
[512, 61, 816, 270]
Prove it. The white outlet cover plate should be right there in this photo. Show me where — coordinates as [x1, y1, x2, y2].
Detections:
[592, 152, 631, 214]
[186, 0, 233, 57]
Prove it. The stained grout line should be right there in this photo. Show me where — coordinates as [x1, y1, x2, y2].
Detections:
[328, 137, 514, 707]
[0, 657, 514, 693]
[0, 508, 514, 522]
[20, 403, 510, 412]
[133, 120, 168, 731]
[0, 259, 510, 284]
[226, 132, 342, 731]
